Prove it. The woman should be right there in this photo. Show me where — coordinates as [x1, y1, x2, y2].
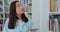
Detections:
[3, 1, 33, 32]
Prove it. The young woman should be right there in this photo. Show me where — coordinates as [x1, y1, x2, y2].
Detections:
[3, 1, 33, 32]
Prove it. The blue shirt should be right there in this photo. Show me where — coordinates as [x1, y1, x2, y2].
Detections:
[3, 19, 33, 32]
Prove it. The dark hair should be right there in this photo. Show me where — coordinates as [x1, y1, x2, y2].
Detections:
[8, 1, 28, 29]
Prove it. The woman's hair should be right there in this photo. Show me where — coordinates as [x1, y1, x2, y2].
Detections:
[8, 1, 28, 29]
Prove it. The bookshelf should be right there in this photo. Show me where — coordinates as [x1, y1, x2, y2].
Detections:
[0, 0, 32, 32]
[49, 0, 60, 32]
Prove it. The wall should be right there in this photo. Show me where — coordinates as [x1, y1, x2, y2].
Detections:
[32, 0, 40, 32]
[32, 0, 49, 32]
[40, 0, 49, 32]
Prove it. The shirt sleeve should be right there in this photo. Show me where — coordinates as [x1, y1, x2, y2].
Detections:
[22, 19, 33, 32]
[28, 19, 33, 30]
[2, 19, 9, 32]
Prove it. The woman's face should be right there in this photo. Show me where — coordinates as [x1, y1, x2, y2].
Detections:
[16, 2, 24, 15]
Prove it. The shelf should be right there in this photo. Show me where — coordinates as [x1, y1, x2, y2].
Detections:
[0, 18, 3, 19]
[4, 5, 9, 7]
[5, 12, 9, 14]
[0, 12, 3, 14]
[48, 12, 60, 15]
[24, 12, 32, 14]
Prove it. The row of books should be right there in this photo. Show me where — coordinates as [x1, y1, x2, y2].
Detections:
[50, 0, 60, 12]
[49, 15, 60, 32]
[0, 13, 9, 19]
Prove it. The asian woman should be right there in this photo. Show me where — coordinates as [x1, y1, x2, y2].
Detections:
[3, 1, 33, 32]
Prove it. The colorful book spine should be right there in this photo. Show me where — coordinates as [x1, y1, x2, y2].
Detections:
[50, 19, 52, 32]
[51, 16, 55, 32]
[50, 0, 55, 12]
[55, 18, 59, 32]
[54, 25, 56, 32]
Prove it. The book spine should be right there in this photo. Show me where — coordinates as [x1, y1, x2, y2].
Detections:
[50, 0, 55, 12]
[55, 18, 59, 32]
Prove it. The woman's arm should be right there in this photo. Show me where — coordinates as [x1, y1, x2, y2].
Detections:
[2, 19, 9, 32]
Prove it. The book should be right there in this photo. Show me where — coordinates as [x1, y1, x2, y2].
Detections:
[0, 26, 2, 31]
[26, 5, 28, 12]
[50, 0, 55, 12]
[4, 6, 9, 13]
[0, 14, 3, 18]
[54, 18, 59, 32]
[0, 1, 2, 5]
[0, 19, 3, 25]
[49, 15, 52, 31]
[5, 13, 9, 18]
[27, 13, 32, 19]
[28, 6, 32, 12]
[58, 0, 60, 12]
[0, 7, 3, 12]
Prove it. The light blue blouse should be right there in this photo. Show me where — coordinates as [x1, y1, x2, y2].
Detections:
[2, 18, 33, 32]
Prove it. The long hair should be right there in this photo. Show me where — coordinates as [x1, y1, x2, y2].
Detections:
[8, 1, 28, 29]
